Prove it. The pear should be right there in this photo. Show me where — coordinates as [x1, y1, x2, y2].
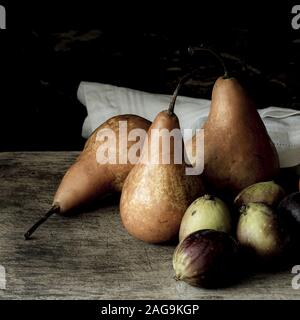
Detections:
[24, 114, 151, 239]
[187, 76, 279, 199]
[120, 76, 205, 244]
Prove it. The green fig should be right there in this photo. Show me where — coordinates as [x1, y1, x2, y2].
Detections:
[237, 203, 287, 262]
[234, 181, 285, 208]
[173, 229, 239, 288]
[179, 195, 232, 242]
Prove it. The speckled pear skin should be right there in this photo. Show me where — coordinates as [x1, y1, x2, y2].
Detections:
[120, 111, 205, 244]
[186, 77, 279, 199]
[54, 114, 151, 213]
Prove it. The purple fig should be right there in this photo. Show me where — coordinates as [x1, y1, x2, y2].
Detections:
[173, 229, 239, 288]
[278, 192, 300, 242]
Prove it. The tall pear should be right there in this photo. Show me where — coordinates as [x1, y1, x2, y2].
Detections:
[24, 114, 151, 239]
[187, 76, 279, 199]
[120, 77, 205, 244]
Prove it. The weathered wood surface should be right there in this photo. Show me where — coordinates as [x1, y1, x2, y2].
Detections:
[0, 152, 299, 300]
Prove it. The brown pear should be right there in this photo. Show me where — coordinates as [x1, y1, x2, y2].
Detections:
[24, 114, 151, 239]
[120, 78, 205, 244]
[187, 76, 279, 199]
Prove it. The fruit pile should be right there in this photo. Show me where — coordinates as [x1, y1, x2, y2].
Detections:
[173, 183, 300, 288]
[24, 48, 300, 289]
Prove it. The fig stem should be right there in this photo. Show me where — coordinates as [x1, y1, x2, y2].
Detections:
[188, 45, 229, 79]
[24, 205, 60, 240]
[239, 205, 247, 215]
[204, 194, 214, 201]
[174, 275, 181, 281]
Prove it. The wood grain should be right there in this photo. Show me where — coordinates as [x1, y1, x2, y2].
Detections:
[0, 152, 299, 299]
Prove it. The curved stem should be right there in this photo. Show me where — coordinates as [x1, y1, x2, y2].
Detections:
[168, 46, 229, 115]
[167, 71, 196, 115]
[24, 205, 60, 240]
[188, 46, 229, 78]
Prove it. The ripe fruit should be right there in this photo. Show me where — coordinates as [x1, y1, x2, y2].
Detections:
[173, 229, 239, 288]
[179, 194, 232, 242]
[237, 203, 287, 262]
[234, 181, 285, 208]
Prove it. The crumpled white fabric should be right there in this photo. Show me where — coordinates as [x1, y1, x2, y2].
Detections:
[78, 81, 300, 170]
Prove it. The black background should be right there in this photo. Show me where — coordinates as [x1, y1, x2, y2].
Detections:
[0, 1, 299, 151]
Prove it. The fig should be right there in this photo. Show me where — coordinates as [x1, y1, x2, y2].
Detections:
[173, 229, 239, 288]
[278, 192, 300, 241]
[179, 195, 232, 242]
[234, 181, 285, 208]
[237, 203, 287, 262]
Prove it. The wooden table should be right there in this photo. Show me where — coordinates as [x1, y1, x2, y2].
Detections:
[0, 152, 299, 300]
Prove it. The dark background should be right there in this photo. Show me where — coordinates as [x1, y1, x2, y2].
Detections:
[0, 1, 299, 151]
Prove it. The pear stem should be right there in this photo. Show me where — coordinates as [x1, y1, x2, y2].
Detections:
[188, 46, 229, 79]
[167, 71, 196, 115]
[24, 205, 60, 240]
[168, 45, 228, 115]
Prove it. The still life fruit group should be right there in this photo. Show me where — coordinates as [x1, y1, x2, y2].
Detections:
[24, 48, 300, 290]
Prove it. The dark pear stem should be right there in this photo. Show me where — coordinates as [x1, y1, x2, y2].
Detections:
[24, 205, 60, 240]
[167, 45, 228, 115]
[188, 46, 229, 79]
[167, 71, 196, 115]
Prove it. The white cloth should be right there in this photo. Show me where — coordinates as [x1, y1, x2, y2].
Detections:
[78, 81, 300, 170]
